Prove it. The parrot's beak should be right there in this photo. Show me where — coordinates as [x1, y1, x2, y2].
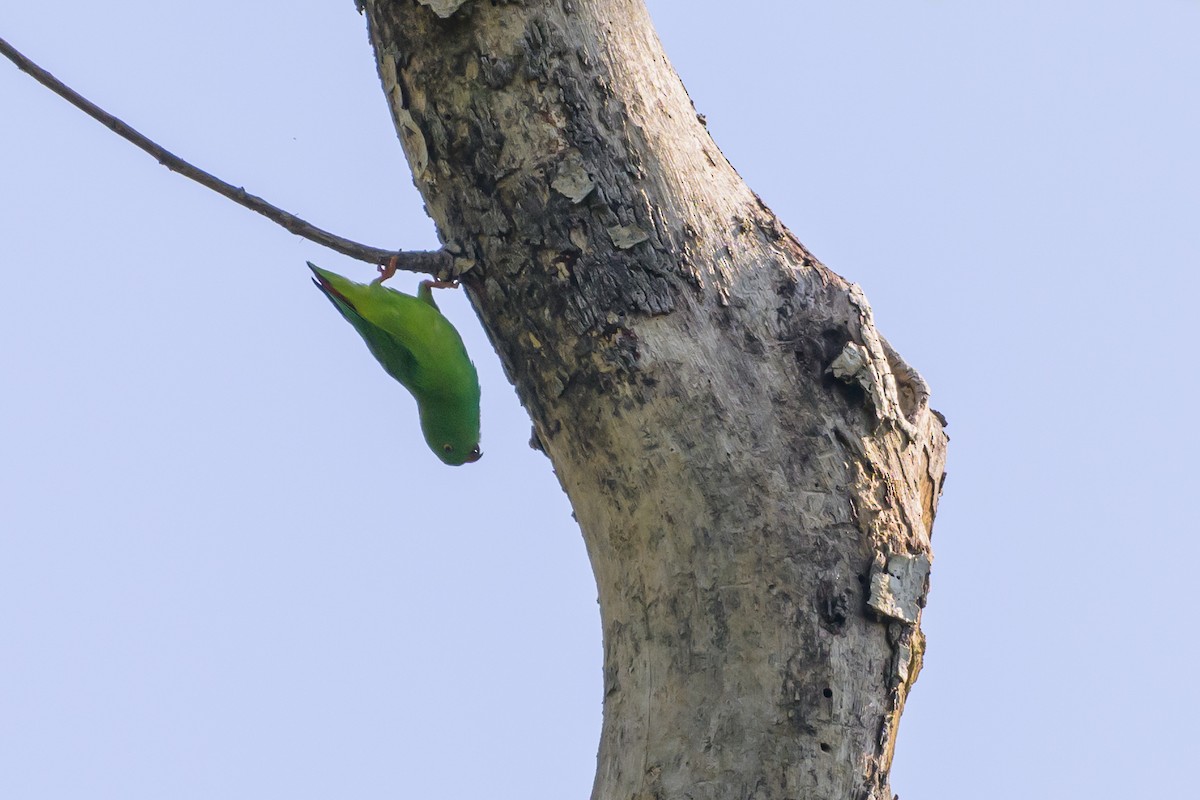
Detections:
[465, 446, 482, 463]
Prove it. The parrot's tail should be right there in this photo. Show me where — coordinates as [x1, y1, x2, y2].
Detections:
[312, 275, 352, 307]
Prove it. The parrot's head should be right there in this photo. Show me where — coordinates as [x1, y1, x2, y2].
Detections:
[419, 401, 482, 466]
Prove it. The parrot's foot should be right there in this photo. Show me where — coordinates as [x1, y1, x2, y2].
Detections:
[372, 256, 400, 285]
[416, 278, 458, 308]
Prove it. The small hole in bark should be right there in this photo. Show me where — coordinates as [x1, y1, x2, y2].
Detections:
[823, 688, 833, 698]
[820, 743, 831, 753]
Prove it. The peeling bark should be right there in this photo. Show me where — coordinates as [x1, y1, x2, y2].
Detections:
[361, 1, 947, 797]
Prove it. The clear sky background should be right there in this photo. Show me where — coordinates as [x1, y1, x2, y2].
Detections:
[2, 1, 1197, 797]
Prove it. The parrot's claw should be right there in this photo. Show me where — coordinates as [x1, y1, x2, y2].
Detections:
[373, 256, 400, 285]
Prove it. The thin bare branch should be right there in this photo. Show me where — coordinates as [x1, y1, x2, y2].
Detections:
[1, 34, 449, 274]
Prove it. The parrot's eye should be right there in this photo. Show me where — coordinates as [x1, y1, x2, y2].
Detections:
[443, 444, 454, 453]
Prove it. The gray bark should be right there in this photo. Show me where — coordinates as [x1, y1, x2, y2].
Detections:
[362, 1, 948, 797]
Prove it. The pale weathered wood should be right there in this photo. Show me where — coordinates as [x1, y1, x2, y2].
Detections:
[362, 1, 947, 797]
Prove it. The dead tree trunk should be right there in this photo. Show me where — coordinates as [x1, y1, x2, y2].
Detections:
[363, 1, 947, 797]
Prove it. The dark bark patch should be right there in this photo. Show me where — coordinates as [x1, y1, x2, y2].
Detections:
[479, 54, 518, 88]
[817, 582, 853, 633]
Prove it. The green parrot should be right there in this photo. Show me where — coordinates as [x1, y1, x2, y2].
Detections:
[309, 263, 482, 465]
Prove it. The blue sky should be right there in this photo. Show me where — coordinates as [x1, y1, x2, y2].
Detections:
[2, 2, 1197, 797]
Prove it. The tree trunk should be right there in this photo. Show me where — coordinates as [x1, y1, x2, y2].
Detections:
[362, 1, 947, 797]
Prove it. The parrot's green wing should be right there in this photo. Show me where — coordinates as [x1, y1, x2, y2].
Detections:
[309, 263, 482, 465]
[309, 265, 420, 387]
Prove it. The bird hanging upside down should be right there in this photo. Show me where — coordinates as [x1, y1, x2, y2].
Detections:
[309, 261, 482, 466]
